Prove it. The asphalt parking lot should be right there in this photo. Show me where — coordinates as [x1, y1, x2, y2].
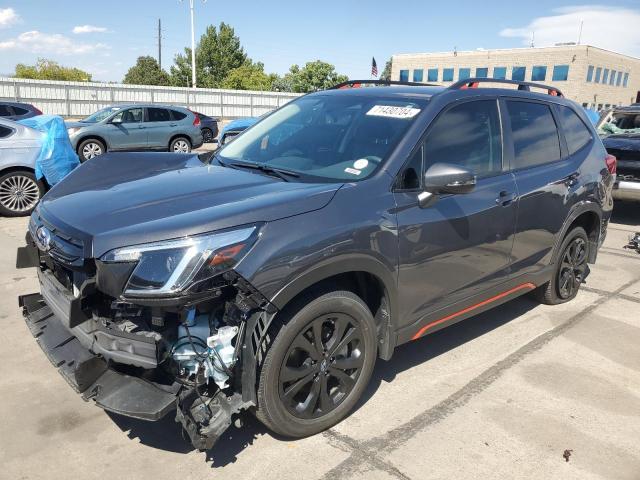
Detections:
[1, 203, 639, 480]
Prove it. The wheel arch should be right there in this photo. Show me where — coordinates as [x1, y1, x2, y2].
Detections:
[77, 135, 108, 152]
[168, 133, 191, 149]
[551, 201, 602, 265]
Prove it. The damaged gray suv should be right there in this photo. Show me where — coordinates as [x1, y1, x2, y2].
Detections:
[18, 79, 614, 450]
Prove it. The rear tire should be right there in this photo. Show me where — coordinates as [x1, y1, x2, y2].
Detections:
[78, 138, 105, 162]
[202, 128, 213, 143]
[170, 137, 191, 153]
[0, 170, 44, 217]
[255, 290, 377, 438]
[533, 226, 589, 305]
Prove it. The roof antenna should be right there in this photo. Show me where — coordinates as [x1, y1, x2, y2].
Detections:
[577, 20, 584, 44]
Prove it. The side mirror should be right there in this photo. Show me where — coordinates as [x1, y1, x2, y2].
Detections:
[418, 163, 476, 208]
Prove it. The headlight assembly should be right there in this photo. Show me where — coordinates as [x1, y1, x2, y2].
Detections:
[101, 226, 258, 297]
[67, 127, 82, 136]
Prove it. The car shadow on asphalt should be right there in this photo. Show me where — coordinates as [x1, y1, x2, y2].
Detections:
[105, 294, 538, 467]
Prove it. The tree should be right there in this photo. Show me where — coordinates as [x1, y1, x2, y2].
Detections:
[170, 22, 248, 88]
[283, 61, 348, 93]
[220, 62, 274, 91]
[380, 58, 392, 81]
[123, 56, 170, 86]
[14, 58, 92, 82]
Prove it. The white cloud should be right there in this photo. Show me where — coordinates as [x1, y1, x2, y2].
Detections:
[500, 5, 640, 57]
[0, 30, 109, 55]
[73, 25, 108, 34]
[0, 7, 19, 28]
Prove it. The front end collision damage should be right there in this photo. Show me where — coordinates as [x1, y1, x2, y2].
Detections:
[19, 244, 279, 450]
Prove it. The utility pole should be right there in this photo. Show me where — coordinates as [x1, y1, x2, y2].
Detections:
[157, 18, 162, 69]
[189, 0, 196, 88]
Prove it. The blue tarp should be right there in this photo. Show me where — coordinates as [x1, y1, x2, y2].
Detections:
[583, 108, 600, 126]
[18, 115, 80, 185]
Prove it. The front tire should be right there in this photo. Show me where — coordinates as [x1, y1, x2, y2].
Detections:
[78, 138, 105, 162]
[534, 226, 589, 305]
[170, 137, 192, 153]
[0, 170, 44, 216]
[255, 290, 377, 438]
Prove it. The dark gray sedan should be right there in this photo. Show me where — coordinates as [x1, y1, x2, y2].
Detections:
[66, 104, 204, 161]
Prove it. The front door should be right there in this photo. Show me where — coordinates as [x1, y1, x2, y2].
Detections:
[394, 99, 517, 331]
[106, 107, 146, 150]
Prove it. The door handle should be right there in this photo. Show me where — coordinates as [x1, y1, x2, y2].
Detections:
[496, 190, 516, 206]
[138, 125, 146, 129]
[170, 123, 177, 127]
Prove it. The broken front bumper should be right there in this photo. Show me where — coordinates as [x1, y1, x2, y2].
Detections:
[19, 293, 178, 420]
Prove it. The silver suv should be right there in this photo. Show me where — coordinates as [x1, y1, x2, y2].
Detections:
[66, 104, 204, 161]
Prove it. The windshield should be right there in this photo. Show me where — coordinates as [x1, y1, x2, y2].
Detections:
[82, 106, 122, 123]
[599, 112, 640, 135]
[218, 94, 426, 182]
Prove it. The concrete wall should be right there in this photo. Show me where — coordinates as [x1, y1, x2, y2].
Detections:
[0, 76, 301, 119]
[392, 45, 640, 109]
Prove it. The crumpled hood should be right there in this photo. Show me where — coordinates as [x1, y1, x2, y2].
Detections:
[38, 152, 341, 257]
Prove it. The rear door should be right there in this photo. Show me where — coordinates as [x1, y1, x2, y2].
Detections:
[145, 107, 174, 149]
[394, 98, 518, 329]
[504, 99, 583, 274]
[106, 107, 146, 150]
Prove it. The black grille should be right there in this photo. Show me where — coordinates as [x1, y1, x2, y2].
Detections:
[30, 212, 86, 268]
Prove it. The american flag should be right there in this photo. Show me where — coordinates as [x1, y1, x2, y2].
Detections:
[371, 57, 378, 77]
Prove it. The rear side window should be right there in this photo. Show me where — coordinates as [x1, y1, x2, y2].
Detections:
[12, 106, 29, 115]
[171, 110, 187, 120]
[557, 106, 592, 155]
[506, 101, 561, 169]
[147, 108, 171, 122]
[0, 105, 12, 117]
[423, 100, 502, 177]
[0, 125, 13, 138]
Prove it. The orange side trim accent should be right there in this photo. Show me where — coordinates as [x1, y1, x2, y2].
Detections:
[411, 282, 536, 340]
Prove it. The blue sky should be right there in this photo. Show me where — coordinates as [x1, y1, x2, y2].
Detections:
[1, 1, 639, 82]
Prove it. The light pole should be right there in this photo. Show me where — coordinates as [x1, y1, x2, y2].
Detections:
[182, 0, 205, 88]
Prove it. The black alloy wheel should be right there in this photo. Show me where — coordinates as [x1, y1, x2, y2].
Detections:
[278, 313, 365, 419]
[557, 236, 588, 299]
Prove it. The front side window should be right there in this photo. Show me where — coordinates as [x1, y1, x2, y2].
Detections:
[507, 101, 561, 169]
[595, 67, 602, 83]
[399, 70, 409, 82]
[475, 67, 488, 78]
[552, 65, 569, 81]
[493, 67, 507, 79]
[112, 108, 143, 123]
[427, 68, 438, 82]
[459, 68, 471, 80]
[531, 66, 547, 81]
[586, 65, 594, 82]
[558, 106, 592, 155]
[219, 95, 427, 182]
[413, 69, 423, 82]
[512, 66, 526, 81]
[443, 68, 454, 82]
[147, 108, 171, 122]
[422, 100, 502, 178]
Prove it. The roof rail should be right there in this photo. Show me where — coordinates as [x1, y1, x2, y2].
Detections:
[329, 79, 440, 89]
[448, 78, 564, 97]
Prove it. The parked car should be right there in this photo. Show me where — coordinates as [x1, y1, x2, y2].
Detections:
[66, 104, 204, 161]
[218, 116, 258, 145]
[598, 105, 640, 201]
[0, 101, 42, 121]
[19, 78, 614, 451]
[193, 111, 219, 143]
[0, 117, 45, 216]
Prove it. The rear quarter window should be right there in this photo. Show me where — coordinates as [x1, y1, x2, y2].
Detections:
[12, 106, 29, 115]
[171, 110, 187, 121]
[0, 125, 13, 138]
[558, 105, 592, 155]
[507, 100, 561, 169]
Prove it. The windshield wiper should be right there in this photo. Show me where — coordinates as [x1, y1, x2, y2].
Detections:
[227, 161, 300, 182]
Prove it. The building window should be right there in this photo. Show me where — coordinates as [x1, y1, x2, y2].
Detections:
[475, 67, 488, 78]
[623, 72, 629, 87]
[413, 69, 423, 82]
[595, 67, 602, 83]
[531, 66, 547, 81]
[459, 68, 471, 80]
[609, 70, 616, 86]
[443, 68, 454, 81]
[602, 68, 609, 84]
[552, 65, 569, 81]
[616, 71, 623, 87]
[493, 67, 507, 79]
[399, 69, 409, 82]
[586, 65, 594, 82]
[512, 66, 526, 81]
[427, 68, 438, 82]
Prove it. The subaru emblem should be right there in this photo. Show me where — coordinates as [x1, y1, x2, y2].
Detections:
[35, 226, 52, 252]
